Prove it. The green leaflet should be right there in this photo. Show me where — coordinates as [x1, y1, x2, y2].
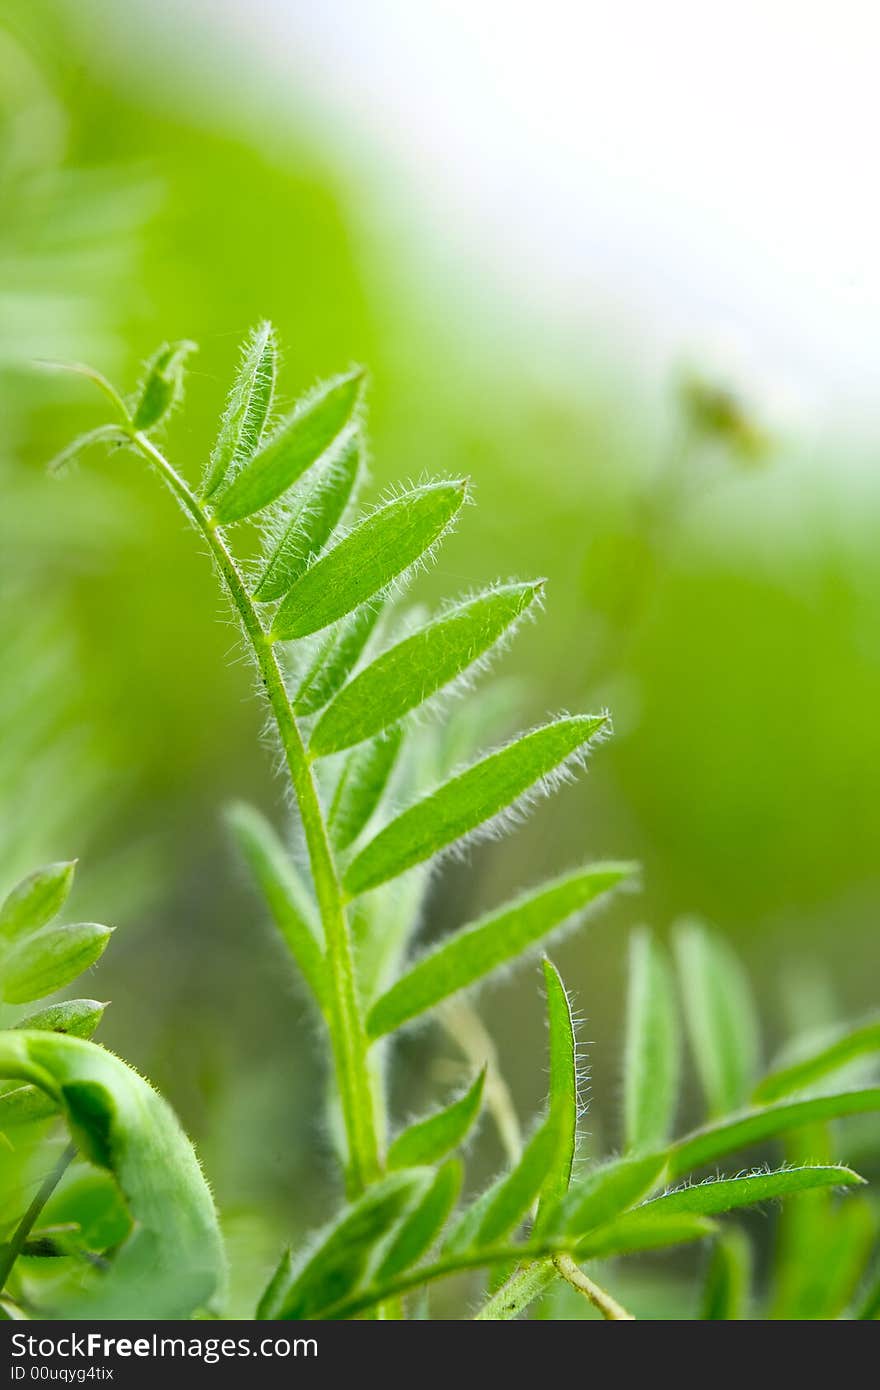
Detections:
[445, 1121, 559, 1253]
[773, 1193, 875, 1320]
[674, 919, 760, 1117]
[294, 602, 384, 716]
[537, 960, 578, 1221]
[253, 434, 362, 602]
[700, 1229, 752, 1319]
[387, 1070, 485, 1170]
[367, 862, 633, 1038]
[225, 802, 325, 1007]
[623, 929, 680, 1152]
[0, 1031, 225, 1317]
[0, 1083, 58, 1128]
[310, 582, 542, 756]
[211, 368, 364, 524]
[1, 922, 113, 1004]
[202, 321, 276, 499]
[46, 425, 123, 476]
[638, 1165, 864, 1219]
[14, 999, 106, 1039]
[257, 1170, 429, 1319]
[753, 1018, 880, 1103]
[273, 481, 466, 641]
[575, 1212, 718, 1262]
[347, 714, 610, 899]
[0, 861, 76, 944]
[375, 1161, 462, 1282]
[131, 340, 196, 431]
[328, 726, 404, 853]
[668, 1088, 880, 1178]
[551, 1152, 667, 1238]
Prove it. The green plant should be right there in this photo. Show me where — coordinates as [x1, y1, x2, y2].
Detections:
[6, 327, 877, 1321]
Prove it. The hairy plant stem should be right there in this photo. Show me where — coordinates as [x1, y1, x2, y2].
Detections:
[0, 1143, 75, 1292]
[130, 432, 380, 1196]
[552, 1254, 634, 1320]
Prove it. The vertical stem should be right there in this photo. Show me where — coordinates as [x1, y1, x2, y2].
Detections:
[0, 1144, 75, 1292]
[131, 433, 380, 1195]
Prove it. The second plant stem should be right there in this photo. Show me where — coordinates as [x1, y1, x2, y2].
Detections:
[131, 432, 380, 1197]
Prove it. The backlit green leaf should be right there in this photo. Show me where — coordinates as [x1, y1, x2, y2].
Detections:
[328, 726, 404, 852]
[623, 929, 680, 1152]
[0, 861, 76, 944]
[387, 1069, 485, 1170]
[753, 1018, 880, 1103]
[674, 919, 760, 1117]
[367, 862, 632, 1037]
[2, 923, 113, 1004]
[273, 481, 466, 640]
[202, 321, 276, 498]
[253, 433, 362, 602]
[347, 714, 610, 899]
[310, 582, 541, 756]
[211, 368, 363, 524]
[376, 1161, 462, 1281]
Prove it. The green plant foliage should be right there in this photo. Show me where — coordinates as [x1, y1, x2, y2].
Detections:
[700, 1230, 752, 1320]
[131, 340, 196, 431]
[675, 919, 760, 1117]
[624, 928, 680, 1152]
[387, 1070, 485, 1170]
[753, 1018, 880, 1103]
[328, 726, 404, 853]
[202, 320, 277, 499]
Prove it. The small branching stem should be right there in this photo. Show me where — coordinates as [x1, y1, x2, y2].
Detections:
[552, 1254, 635, 1320]
[130, 432, 380, 1196]
[0, 1143, 76, 1292]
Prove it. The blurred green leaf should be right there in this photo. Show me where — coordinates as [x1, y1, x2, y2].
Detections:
[202, 321, 276, 499]
[375, 1160, 462, 1282]
[700, 1229, 751, 1319]
[311, 582, 542, 756]
[273, 481, 466, 640]
[0, 862, 76, 944]
[1, 922, 112, 1004]
[575, 1212, 717, 1261]
[674, 920, 760, 1117]
[328, 726, 403, 853]
[623, 928, 680, 1153]
[387, 1069, 485, 1170]
[754, 1018, 880, 1103]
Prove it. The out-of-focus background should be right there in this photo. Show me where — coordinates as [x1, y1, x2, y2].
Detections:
[2, 0, 879, 1313]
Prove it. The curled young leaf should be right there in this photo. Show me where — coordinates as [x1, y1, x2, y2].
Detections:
[310, 582, 542, 756]
[211, 369, 364, 523]
[273, 481, 467, 641]
[202, 321, 277, 499]
[387, 1069, 485, 1171]
[131, 340, 196, 432]
[367, 862, 632, 1037]
[346, 714, 610, 899]
[0, 861, 76, 944]
[1, 923, 113, 1005]
[254, 434, 362, 602]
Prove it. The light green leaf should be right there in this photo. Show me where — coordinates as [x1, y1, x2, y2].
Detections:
[273, 481, 466, 641]
[211, 368, 364, 524]
[623, 929, 680, 1152]
[131, 340, 196, 431]
[294, 602, 384, 717]
[551, 1152, 667, 1238]
[0, 862, 76, 944]
[347, 714, 610, 899]
[700, 1229, 752, 1319]
[668, 1088, 880, 1178]
[753, 1018, 880, 1103]
[0, 1082, 58, 1128]
[328, 726, 404, 853]
[225, 802, 325, 1008]
[537, 960, 578, 1222]
[387, 1069, 485, 1171]
[0, 1031, 225, 1317]
[202, 321, 276, 498]
[639, 1166, 864, 1219]
[367, 861, 632, 1038]
[445, 1121, 558, 1253]
[375, 1161, 462, 1281]
[253, 433, 362, 602]
[257, 1170, 429, 1319]
[310, 582, 542, 756]
[2, 923, 113, 1004]
[13, 999, 106, 1039]
[674, 919, 760, 1117]
[46, 425, 122, 476]
[575, 1212, 718, 1261]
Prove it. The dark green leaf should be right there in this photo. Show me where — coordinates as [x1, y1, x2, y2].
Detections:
[367, 862, 633, 1037]
[674, 919, 759, 1117]
[328, 726, 404, 852]
[202, 321, 276, 498]
[211, 369, 364, 523]
[376, 1161, 462, 1281]
[253, 433, 361, 601]
[2, 923, 113, 1005]
[623, 929, 680, 1152]
[347, 714, 610, 899]
[131, 340, 196, 431]
[273, 481, 466, 641]
[0, 862, 76, 944]
[310, 582, 541, 756]
[387, 1070, 485, 1170]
